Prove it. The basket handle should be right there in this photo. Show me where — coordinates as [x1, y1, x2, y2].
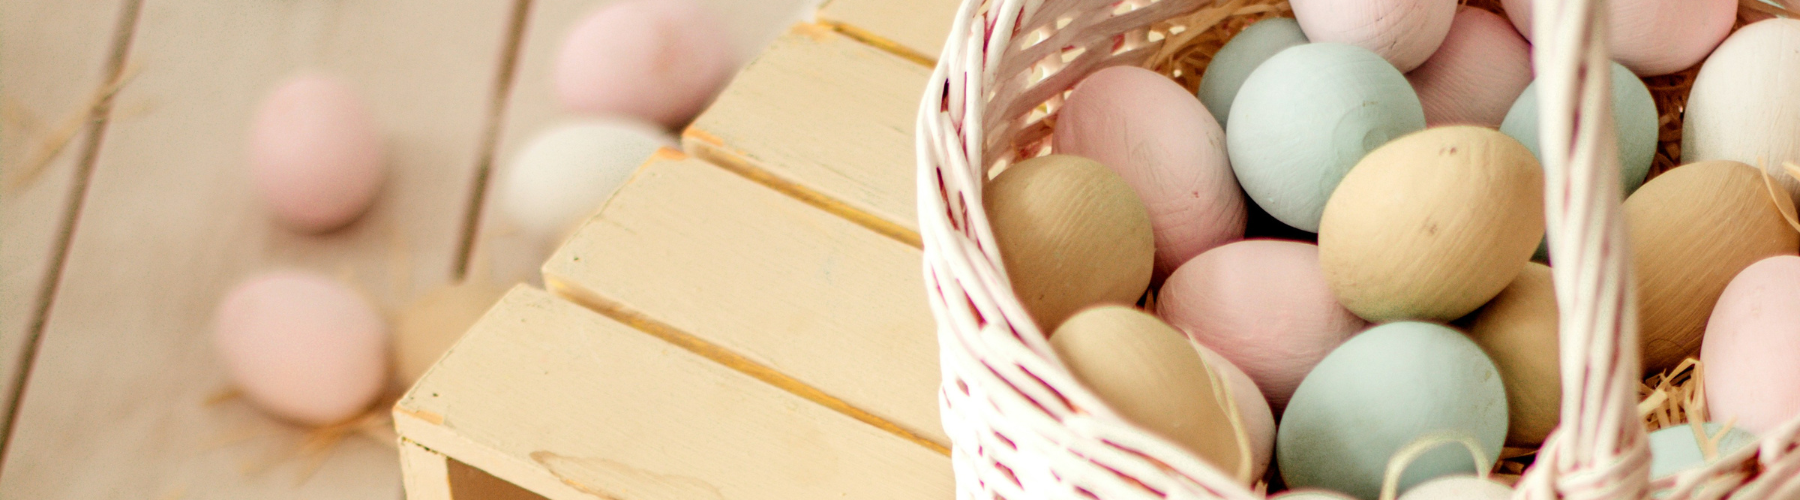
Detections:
[1377, 432, 1494, 500]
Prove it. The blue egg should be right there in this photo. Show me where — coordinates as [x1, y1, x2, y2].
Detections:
[1499, 61, 1658, 196]
[1647, 423, 1757, 480]
[1199, 17, 1309, 129]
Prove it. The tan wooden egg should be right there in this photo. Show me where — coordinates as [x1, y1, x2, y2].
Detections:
[1318, 126, 1544, 322]
[1465, 262, 1560, 446]
[1625, 160, 1800, 373]
[986, 154, 1155, 332]
[1051, 305, 1253, 484]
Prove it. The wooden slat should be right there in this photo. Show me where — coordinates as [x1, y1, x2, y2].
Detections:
[395, 286, 952, 500]
[542, 151, 947, 449]
[0, 0, 133, 423]
[816, 0, 961, 64]
[683, 23, 930, 245]
[401, 438, 454, 500]
[0, 0, 519, 497]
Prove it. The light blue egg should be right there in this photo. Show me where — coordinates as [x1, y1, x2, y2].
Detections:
[1647, 423, 1757, 480]
[1499, 61, 1658, 196]
[1277, 322, 1507, 500]
[1199, 17, 1308, 128]
[1227, 43, 1426, 233]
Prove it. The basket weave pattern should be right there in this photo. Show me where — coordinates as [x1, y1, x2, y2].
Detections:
[914, 0, 1800, 498]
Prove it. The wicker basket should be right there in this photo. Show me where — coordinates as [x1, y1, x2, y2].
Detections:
[913, 0, 1800, 498]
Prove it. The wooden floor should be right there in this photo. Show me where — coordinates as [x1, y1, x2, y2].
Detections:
[0, 1, 811, 498]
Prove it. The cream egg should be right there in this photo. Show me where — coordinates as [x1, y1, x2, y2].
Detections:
[249, 74, 386, 233]
[1464, 262, 1561, 447]
[1195, 342, 1275, 481]
[1682, 19, 1800, 199]
[213, 271, 389, 426]
[1703, 255, 1800, 434]
[499, 119, 674, 244]
[554, 0, 737, 128]
[1501, 0, 1735, 76]
[1290, 0, 1456, 72]
[1406, 7, 1532, 128]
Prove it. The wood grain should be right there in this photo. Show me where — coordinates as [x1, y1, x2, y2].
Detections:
[0, 0, 518, 497]
[396, 286, 951, 500]
[684, 23, 930, 244]
[401, 438, 453, 500]
[816, 0, 961, 64]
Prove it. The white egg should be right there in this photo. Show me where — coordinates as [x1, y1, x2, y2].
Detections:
[1682, 19, 1800, 199]
[499, 119, 674, 242]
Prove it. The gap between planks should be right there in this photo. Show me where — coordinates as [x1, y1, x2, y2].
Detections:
[452, 0, 537, 281]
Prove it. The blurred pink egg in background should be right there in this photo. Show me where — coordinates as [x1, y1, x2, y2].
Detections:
[249, 74, 386, 233]
[213, 271, 389, 426]
[1406, 7, 1532, 127]
[554, 0, 738, 128]
[1703, 255, 1800, 434]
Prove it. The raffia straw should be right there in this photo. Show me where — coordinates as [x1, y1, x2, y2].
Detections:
[1640, 357, 1707, 432]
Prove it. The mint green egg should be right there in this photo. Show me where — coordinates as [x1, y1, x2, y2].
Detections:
[1199, 17, 1308, 129]
[1647, 423, 1757, 480]
[1277, 322, 1507, 500]
[1500, 61, 1657, 196]
[1228, 43, 1426, 233]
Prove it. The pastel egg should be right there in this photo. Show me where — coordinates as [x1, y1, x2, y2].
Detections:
[394, 279, 507, 386]
[1278, 322, 1507, 499]
[249, 74, 386, 233]
[1195, 342, 1275, 481]
[1405, 7, 1532, 128]
[1271, 491, 1357, 500]
[1500, 61, 1658, 197]
[1290, 0, 1455, 72]
[986, 154, 1155, 332]
[1646, 423, 1758, 479]
[1319, 126, 1543, 322]
[1500, 0, 1736, 76]
[1198, 17, 1309, 128]
[1625, 160, 1800, 373]
[213, 271, 389, 426]
[554, 0, 737, 128]
[1228, 43, 1427, 233]
[1398, 476, 1511, 500]
[1056, 66, 1245, 278]
[1703, 255, 1800, 434]
[1157, 239, 1367, 413]
[1052, 306, 1253, 483]
[1464, 262, 1561, 447]
[1682, 19, 1800, 200]
[499, 119, 674, 243]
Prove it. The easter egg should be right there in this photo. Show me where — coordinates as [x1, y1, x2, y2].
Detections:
[1501, 61, 1658, 199]
[1682, 19, 1800, 200]
[249, 74, 386, 233]
[394, 279, 507, 386]
[554, 0, 737, 128]
[1195, 342, 1276, 481]
[1500, 0, 1736, 76]
[499, 119, 674, 243]
[1290, 0, 1455, 72]
[1703, 255, 1800, 434]
[1157, 239, 1367, 413]
[1278, 322, 1507, 499]
[1397, 476, 1511, 500]
[1056, 66, 1245, 278]
[1319, 126, 1543, 322]
[1271, 491, 1357, 500]
[1464, 262, 1561, 446]
[1052, 306, 1252, 483]
[1626, 160, 1800, 373]
[1228, 43, 1426, 233]
[986, 155, 1154, 332]
[1406, 7, 1532, 128]
[1646, 423, 1758, 479]
[1198, 17, 1309, 128]
[213, 271, 389, 426]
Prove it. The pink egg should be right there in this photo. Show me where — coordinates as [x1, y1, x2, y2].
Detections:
[249, 74, 386, 233]
[1703, 255, 1800, 434]
[1501, 0, 1736, 75]
[1054, 66, 1246, 279]
[213, 271, 389, 426]
[554, 0, 737, 128]
[1291, 0, 1457, 72]
[1157, 240, 1368, 414]
[1194, 343, 1275, 482]
[1406, 7, 1532, 127]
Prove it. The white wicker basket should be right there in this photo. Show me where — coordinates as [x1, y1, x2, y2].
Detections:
[913, 0, 1800, 498]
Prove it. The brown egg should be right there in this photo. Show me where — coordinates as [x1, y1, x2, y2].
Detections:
[1052, 305, 1252, 483]
[986, 154, 1155, 332]
[1625, 160, 1800, 373]
[1319, 126, 1544, 322]
[394, 279, 508, 387]
[1464, 262, 1560, 446]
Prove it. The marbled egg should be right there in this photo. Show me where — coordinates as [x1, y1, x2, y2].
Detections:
[987, 155, 1155, 332]
[1406, 7, 1531, 127]
[249, 74, 386, 233]
[1278, 322, 1507, 499]
[1501, 0, 1736, 76]
[213, 271, 389, 426]
[1500, 61, 1658, 197]
[1157, 239, 1367, 413]
[1646, 423, 1758, 479]
[499, 119, 674, 243]
[1464, 262, 1561, 447]
[1626, 160, 1800, 373]
[554, 0, 737, 128]
[1398, 476, 1511, 500]
[1682, 19, 1800, 200]
[1703, 255, 1800, 434]
[1056, 66, 1245, 278]
[1291, 0, 1455, 72]
[1195, 342, 1276, 481]
[1198, 17, 1308, 128]
[1228, 43, 1426, 233]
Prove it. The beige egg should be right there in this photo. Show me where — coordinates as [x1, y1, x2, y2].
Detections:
[394, 279, 508, 387]
[1465, 262, 1560, 446]
[1052, 305, 1252, 483]
[1625, 160, 1800, 373]
[1319, 126, 1544, 322]
[987, 154, 1155, 332]
[1194, 342, 1275, 481]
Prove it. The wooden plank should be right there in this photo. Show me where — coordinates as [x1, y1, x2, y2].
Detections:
[0, 0, 519, 497]
[816, 0, 961, 64]
[542, 151, 947, 449]
[395, 286, 952, 500]
[401, 438, 453, 500]
[683, 23, 930, 245]
[0, 0, 133, 424]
